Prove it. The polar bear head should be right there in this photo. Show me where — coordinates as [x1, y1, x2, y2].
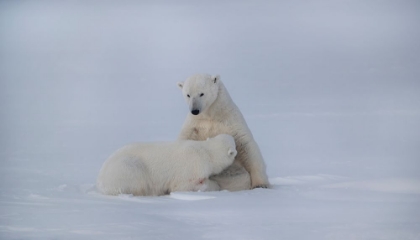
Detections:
[177, 74, 220, 116]
[208, 134, 237, 172]
[210, 134, 237, 159]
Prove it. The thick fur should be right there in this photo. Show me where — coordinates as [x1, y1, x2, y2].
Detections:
[177, 74, 270, 191]
[96, 134, 237, 196]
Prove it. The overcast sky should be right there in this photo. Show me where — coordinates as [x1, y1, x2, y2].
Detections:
[1, 1, 419, 178]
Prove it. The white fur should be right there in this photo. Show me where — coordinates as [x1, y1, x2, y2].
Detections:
[96, 134, 237, 196]
[177, 74, 270, 191]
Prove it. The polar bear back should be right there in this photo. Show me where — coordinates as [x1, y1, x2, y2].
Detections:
[97, 143, 178, 196]
[96, 134, 237, 196]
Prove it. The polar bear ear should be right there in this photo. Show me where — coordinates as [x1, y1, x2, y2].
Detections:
[212, 75, 220, 84]
[177, 82, 184, 89]
[228, 148, 237, 157]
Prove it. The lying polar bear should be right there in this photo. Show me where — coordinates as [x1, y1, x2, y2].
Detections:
[96, 134, 237, 196]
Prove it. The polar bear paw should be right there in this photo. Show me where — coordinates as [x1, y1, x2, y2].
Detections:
[251, 174, 271, 189]
[252, 183, 270, 189]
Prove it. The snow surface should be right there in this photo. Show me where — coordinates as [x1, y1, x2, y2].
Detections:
[1, 1, 420, 239]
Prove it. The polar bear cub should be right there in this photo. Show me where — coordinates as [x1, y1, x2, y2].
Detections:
[96, 134, 237, 196]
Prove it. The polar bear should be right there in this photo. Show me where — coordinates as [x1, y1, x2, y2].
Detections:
[177, 74, 270, 191]
[96, 134, 237, 196]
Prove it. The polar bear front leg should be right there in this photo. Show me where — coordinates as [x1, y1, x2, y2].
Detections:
[241, 141, 270, 189]
[210, 161, 251, 191]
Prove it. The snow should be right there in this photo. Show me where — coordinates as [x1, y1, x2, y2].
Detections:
[1, 1, 420, 239]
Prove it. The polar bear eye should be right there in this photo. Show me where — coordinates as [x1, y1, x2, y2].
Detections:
[187, 94, 190, 98]
[200, 93, 204, 97]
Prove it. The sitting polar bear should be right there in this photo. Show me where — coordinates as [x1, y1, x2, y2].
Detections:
[177, 74, 270, 190]
[96, 134, 237, 196]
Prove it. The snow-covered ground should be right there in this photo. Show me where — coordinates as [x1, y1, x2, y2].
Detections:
[1, 1, 420, 239]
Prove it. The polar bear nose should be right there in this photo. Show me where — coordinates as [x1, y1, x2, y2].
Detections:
[191, 110, 200, 115]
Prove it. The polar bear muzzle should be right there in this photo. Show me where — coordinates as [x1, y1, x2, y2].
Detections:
[191, 100, 201, 115]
